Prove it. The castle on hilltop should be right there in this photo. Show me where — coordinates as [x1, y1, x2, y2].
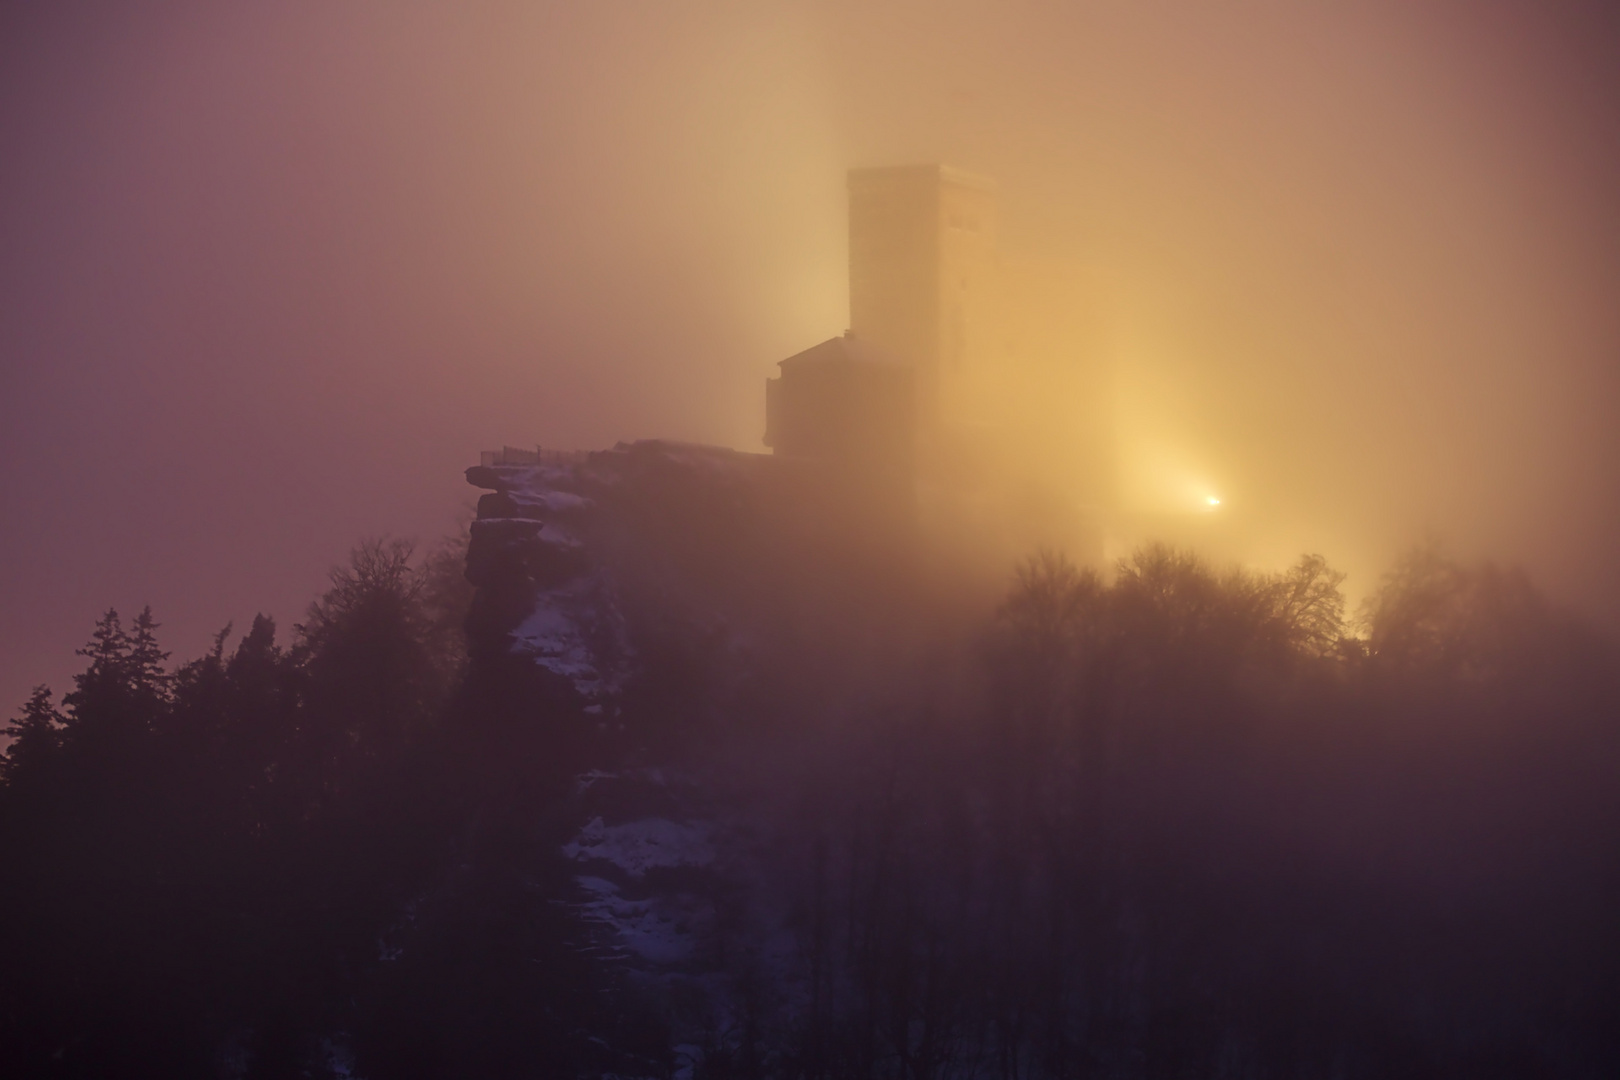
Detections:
[480, 164, 1116, 558]
[766, 164, 1115, 553]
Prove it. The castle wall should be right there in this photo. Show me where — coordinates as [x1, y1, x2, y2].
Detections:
[847, 165, 997, 433]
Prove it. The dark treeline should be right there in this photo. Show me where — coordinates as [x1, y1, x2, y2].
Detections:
[0, 539, 462, 1075]
[1, 537, 616, 1078]
[774, 545, 1620, 1078]
[2, 538, 1618, 1077]
[0, 533, 675, 1079]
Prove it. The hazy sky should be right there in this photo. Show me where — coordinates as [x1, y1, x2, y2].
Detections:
[3, 0, 1618, 714]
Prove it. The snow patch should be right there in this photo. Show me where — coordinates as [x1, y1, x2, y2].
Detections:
[512, 489, 592, 514]
[508, 577, 633, 700]
[535, 525, 584, 550]
[564, 816, 714, 877]
[574, 876, 702, 965]
[566, 815, 719, 970]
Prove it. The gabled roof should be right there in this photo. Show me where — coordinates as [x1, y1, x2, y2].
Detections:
[778, 332, 909, 371]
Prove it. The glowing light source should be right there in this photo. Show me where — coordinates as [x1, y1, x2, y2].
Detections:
[1206, 496, 1221, 507]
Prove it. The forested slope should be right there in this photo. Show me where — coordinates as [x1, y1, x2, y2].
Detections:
[2, 444, 1617, 1078]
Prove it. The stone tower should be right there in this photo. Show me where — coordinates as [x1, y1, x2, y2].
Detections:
[846, 165, 997, 434]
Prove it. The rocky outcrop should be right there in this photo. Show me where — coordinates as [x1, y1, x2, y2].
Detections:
[461, 439, 967, 1075]
[465, 441, 769, 712]
[464, 441, 809, 1071]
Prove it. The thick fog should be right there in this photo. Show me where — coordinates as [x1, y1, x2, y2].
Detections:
[3, 0, 1618, 713]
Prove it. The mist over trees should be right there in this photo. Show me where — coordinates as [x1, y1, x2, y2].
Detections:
[1, 537, 1617, 1078]
[785, 546, 1619, 1078]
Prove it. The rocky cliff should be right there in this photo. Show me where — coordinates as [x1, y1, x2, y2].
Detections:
[461, 440, 957, 1075]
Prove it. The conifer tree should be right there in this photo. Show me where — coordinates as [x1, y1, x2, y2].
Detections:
[73, 607, 128, 688]
[60, 606, 171, 756]
[127, 605, 172, 703]
[0, 686, 62, 789]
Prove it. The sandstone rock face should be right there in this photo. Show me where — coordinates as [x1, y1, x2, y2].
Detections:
[465, 441, 766, 710]
[462, 440, 967, 1075]
[464, 441, 807, 1069]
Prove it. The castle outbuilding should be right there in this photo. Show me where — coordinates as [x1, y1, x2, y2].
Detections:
[764, 332, 914, 471]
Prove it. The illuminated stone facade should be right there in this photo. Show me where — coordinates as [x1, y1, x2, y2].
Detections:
[767, 165, 1115, 554]
[847, 164, 999, 433]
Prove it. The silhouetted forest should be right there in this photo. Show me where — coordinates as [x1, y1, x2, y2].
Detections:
[2, 539, 1617, 1078]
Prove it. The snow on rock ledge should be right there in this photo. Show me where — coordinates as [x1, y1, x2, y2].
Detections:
[466, 440, 767, 710]
[564, 815, 716, 876]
